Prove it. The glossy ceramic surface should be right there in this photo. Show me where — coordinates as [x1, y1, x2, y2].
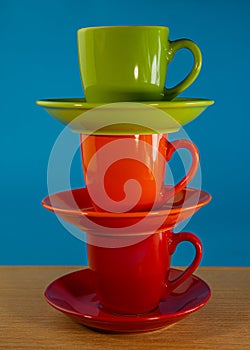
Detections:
[80, 134, 199, 212]
[77, 26, 202, 102]
[36, 98, 214, 134]
[87, 230, 202, 315]
[44, 268, 211, 333]
[42, 187, 212, 234]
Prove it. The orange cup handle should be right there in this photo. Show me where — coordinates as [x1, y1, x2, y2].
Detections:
[161, 231, 203, 299]
[161, 139, 199, 202]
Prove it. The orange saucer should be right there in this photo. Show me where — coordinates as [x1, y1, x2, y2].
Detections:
[42, 186, 211, 235]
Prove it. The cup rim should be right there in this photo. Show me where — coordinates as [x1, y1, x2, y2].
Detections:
[77, 25, 169, 34]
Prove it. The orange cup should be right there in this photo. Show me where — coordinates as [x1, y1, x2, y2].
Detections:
[80, 134, 199, 212]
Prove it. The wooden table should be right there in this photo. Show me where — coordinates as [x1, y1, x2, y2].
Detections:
[0, 267, 249, 350]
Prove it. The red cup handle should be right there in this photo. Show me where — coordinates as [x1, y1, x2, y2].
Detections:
[162, 231, 203, 299]
[162, 139, 199, 202]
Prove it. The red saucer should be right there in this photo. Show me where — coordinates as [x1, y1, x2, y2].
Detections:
[44, 268, 211, 333]
[42, 187, 211, 234]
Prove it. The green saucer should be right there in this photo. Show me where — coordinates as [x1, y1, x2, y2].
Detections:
[36, 98, 214, 135]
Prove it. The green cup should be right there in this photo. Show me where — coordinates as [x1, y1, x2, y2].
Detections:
[77, 26, 202, 103]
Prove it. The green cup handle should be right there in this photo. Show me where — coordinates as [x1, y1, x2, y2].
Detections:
[164, 39, 202, 100]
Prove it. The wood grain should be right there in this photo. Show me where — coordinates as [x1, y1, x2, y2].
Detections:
[0, 267, 249, 350]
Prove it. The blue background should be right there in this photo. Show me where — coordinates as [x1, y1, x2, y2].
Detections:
[1, 0, 249, 266]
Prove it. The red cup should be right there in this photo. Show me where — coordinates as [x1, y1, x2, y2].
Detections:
[80, 133, 199, 212]
[87, 230, 202, 315]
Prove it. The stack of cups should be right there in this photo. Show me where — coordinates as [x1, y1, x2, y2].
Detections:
[75, 26, 207, 316]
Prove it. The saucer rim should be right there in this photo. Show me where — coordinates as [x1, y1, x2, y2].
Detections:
[42, 187, 212, 218]
[36, 97, 215, 110]
[44, 267, 211, 323]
